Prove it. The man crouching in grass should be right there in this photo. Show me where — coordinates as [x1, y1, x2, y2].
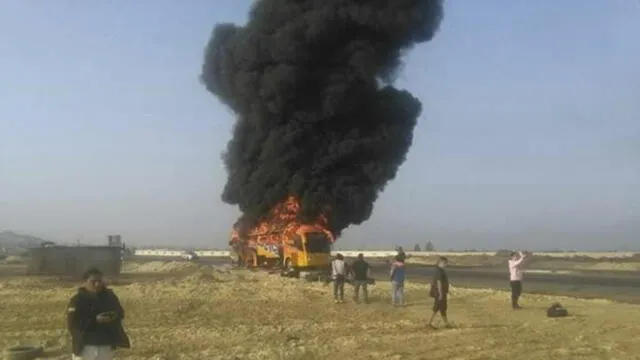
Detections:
[66, 267, 130, 360]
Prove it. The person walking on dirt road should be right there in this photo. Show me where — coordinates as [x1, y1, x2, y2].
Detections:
[332, 253, 347, 303]
[67, 267, 130, 360]
[390, 255, 406, 307]
[509, 251, 528, 309]
[351, 253, 371, 303]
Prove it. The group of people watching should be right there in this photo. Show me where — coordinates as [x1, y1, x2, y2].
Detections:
[330, 253, 372, 304]
[331, 249, 530, 329]
[330, 250, 453, 328]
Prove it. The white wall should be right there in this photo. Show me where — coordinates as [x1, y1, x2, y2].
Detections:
[132, 249, 636, 259]
[133, 249, 231, 257]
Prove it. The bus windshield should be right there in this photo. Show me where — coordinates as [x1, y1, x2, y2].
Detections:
[304, 232, 331, 253]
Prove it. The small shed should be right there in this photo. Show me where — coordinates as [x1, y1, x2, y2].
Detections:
[27, 246, 122, 277]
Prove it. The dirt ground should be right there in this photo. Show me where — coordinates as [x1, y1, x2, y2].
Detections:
[1, 261, 639, 360]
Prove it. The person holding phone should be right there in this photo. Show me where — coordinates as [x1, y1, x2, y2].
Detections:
[508, 251, 529, 309]
[66, 267, 130, 360]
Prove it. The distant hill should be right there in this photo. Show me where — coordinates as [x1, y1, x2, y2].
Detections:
[0, 230, 50, 252]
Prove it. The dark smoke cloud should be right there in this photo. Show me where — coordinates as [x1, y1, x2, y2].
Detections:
[201, 0, 444, 237]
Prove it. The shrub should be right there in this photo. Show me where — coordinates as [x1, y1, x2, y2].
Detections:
[494, 249, 513, 257]
[4, 256, 24, 264]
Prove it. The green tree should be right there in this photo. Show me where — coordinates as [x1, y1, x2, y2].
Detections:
[425, 241, 435, 252]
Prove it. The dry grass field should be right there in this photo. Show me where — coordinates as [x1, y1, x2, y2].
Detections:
[1, 261, 639, 360]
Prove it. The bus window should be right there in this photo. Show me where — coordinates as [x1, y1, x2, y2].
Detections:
[292, 235, 303, 250]
[304, 232, 331, 253]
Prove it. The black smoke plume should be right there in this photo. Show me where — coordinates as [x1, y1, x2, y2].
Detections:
[201, 0, 444, 237]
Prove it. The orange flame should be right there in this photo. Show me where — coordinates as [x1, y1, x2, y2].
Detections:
[228, 196, 335, 266]
[245, 196, 332, 238]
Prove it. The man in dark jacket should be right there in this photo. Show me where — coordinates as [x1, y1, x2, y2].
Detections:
[350, 253, 371, 303]
[67, 267, 130, 360]
[428, 257, 451, 329]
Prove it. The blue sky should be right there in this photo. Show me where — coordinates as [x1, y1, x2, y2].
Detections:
[1, 1, 638, 250]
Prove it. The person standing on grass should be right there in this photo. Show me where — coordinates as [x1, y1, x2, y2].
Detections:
[331, 253, 347, 303]
[67, 268, 130, 360]
[351, 253, 371, 304]
[390, 255, 406, 307]
[428, 256, 451, 329]
[509, 251, 528, 309]
[396, 246, 406, 263]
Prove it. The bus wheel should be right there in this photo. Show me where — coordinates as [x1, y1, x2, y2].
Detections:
[281, 259, 293, 277]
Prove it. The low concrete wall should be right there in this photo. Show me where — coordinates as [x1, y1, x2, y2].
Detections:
[28, 246, 122, 277]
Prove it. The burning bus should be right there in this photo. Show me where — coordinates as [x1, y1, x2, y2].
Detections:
[229, 196, 334, 276]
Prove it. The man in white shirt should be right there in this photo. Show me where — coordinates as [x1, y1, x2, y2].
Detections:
[331, 253, 347, 303]
[508, 251, 528, 309]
